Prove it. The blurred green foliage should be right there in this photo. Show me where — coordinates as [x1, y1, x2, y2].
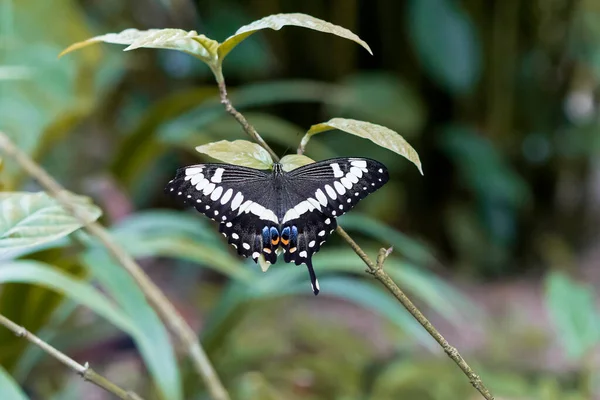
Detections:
[2, 0, 600, 399]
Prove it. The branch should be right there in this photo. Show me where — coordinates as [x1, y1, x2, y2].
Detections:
[0, 314, 143, 400]
[214, 75, 495, 400]
[335, 227, 494, 399]
[216, 77, 280, 162]
[0, 133, 230, 400]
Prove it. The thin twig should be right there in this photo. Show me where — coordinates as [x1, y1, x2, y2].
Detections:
[0, 314, 143, 400]
[216, 77, 280, 162]
[336, 227, 495, 399]
[0, 132, 230, 400]
[214, 74, 495, 400]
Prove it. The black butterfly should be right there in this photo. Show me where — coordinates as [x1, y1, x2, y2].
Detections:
[165, 157, 389, 295]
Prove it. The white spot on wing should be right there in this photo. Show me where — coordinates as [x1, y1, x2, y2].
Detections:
[309, 240, 316, 247]
[318, 230, 326, 236]
[220, 188, 233, 205]
[307, 197, 321, 211]
[210, 186, 223, 201]
[351, 160, 367, 168]
[238, 200, 253, 214]
[231, 192, 244, 211]
[334, 181, 346, 195]
[315, 189, 328, 206]
[346, 172, 359, 184]
[196, 179, 209, 191]
[325, 218, 331, 224]
[350, 166, 363, 178]
[231, 233, 239, 239]
[185, 167, 203, 176]
[252, 252, 260, 259]
[191, 174, 204, 186]
[226, 222, 233, 227]
[282, 208, 300, 223]
[242, 243, 250, 250]
[331, 163, 344, 178]
[294, 201, 311, 215]
[202, 182, 216, 195]
[299, 250, 308, 258]
[341, 177, 352, 189]
[211, 168, 225, 183]
[325, 184, 337, 199]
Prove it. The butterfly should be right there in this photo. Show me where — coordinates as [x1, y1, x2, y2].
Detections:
[165, 157, 389, 295]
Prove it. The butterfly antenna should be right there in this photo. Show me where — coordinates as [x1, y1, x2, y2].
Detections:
[306, 259, 320, 295]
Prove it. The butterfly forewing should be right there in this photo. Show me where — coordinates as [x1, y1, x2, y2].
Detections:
[165, 163, 280, 262]
[284, 157, 389, 221]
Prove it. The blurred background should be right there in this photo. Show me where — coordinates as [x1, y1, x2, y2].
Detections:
[2, 0, 600, 399]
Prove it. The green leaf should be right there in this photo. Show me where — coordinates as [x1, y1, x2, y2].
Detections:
[218, 13, 372, 60]
[279, 154, 314, 172]
[107, 212, 254, 282]
[407, 0, 481, 93]
[328, 73, 425, 136]
[116, 235, 254, 283]
[195, 140, 273, 169]
[439, 125, 530, 207]
[0, 66, 33, 81]
[81, 250, 182, 400]
[0, 192, 101, 260]
[0, 261, 136, 334]
[302, 277, 428, 343]
[110, 210, 218, 245]
[545, 271, 600, 360]
[0, 366, 28, 400]
[339, 213, 436, 265]
[301, 118, 423, 174]
[60, 28, 220, 65]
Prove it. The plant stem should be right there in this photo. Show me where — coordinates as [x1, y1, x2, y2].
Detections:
[213, 75, 496, 400]
[214, 72, 280, 163]
[0, 132, 230, 400]
[336, 227, 494, 399]
[0, 314, 143, 400]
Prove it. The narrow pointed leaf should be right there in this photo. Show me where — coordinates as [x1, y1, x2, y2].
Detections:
[60, 28, 219, 64]
[545, 271, 600, 359]
[219, 13, 372, 60]
[0, 192, 101, 260]
[279, 154, 314, 172]
[0, 366, 27, 400]
[301, 118, 423, 174]
[0, 261, 136, 334]
[82, 250, 182, 400]
[195, 140, 273, 169]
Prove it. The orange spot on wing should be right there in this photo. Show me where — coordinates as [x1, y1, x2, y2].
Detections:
[263, 248, 272, 254]
[289, 247, 297, 253]
[280, 237, 290, 246]
[271, 237, 280, 245]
